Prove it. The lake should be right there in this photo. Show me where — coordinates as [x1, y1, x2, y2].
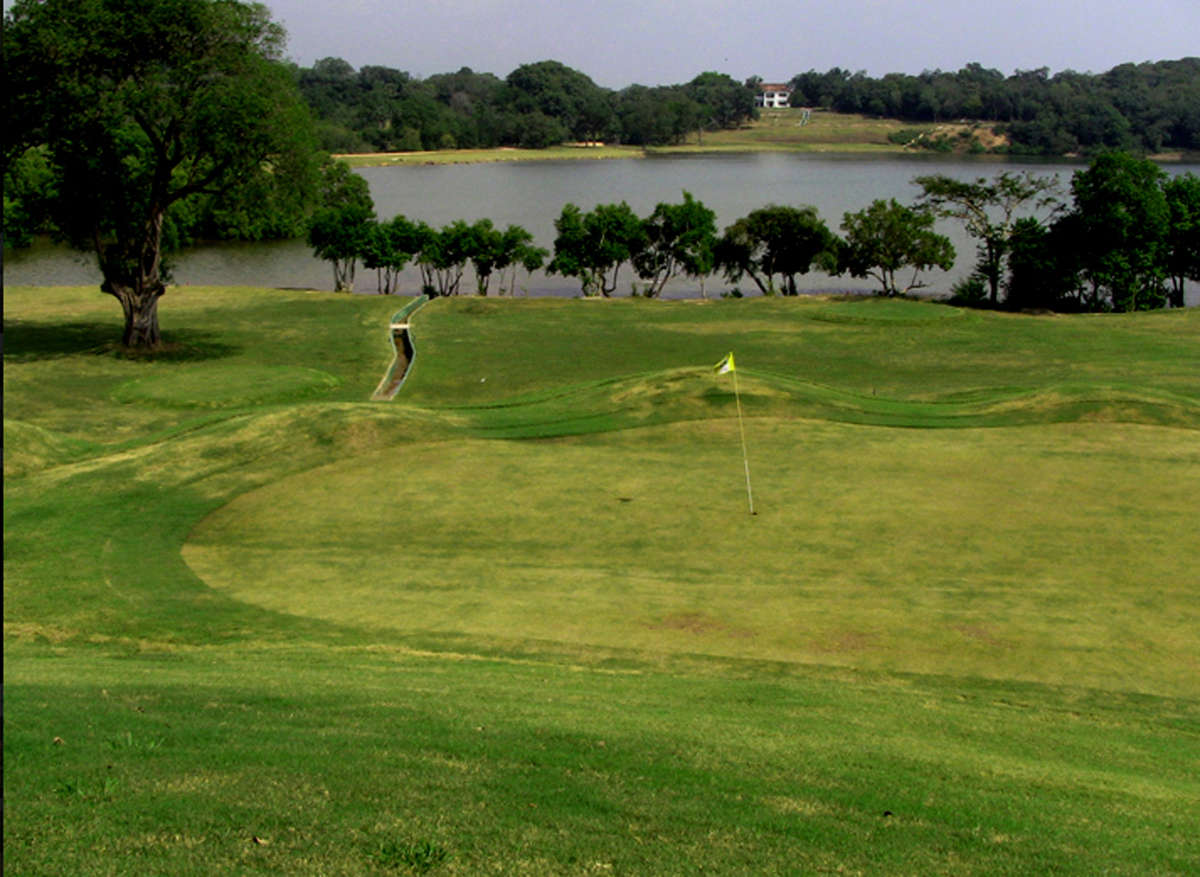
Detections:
[6, 152, 1199, 303]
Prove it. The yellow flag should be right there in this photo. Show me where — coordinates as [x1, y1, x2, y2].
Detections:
[714, 352, 735, 374]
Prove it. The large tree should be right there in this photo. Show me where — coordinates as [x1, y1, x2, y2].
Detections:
[1164, 173, 1200, 309]
[307, 160, 375, 292]
[633, 191, 718, 298]
[1068, 152, 1170, 311]
[547, 202, 647, 297]
[716, 205, 840, 296]
[4, 0, 318, 348]
[685, 72, 758, 135]
[503, 60, 615, 144]
[840, 200, 955, 296]
[467, 220, 545, 296]
[1004, 216, 1084, 311]
[914, 171, 1060, 304]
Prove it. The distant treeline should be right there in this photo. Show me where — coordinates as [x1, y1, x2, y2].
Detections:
[788, 60, 1200, 154]
[296, 59, 757, 152]
[294, 57, 1200, 157]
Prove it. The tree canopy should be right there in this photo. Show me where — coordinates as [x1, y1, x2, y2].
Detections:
[788, 59, 1200, 155]
[307, 160, 375, 292]
[915, 172, 1061, 303]
[286, 54, 1199, 157]
[1164, 174, 1200, 309]
[4, 0, 320, 347]
[840, 200, 955, 296]
[634, 192, 718, 298]
[547, 202, 647, 297]
[294, 151, 1193, 311]
[716, 205, 841, 296]
[1067, 153, 1170, 311]
[291, 58, 761, 153]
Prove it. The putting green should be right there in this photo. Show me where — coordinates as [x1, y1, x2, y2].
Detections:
[806, 297, 969, 325]
[183, 417, 1200, 694]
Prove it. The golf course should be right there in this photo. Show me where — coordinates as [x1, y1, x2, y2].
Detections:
[4, 285, 1199, 874]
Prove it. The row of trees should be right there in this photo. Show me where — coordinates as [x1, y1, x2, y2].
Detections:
[859, 156, 1198, 312]
[308, 164, 958, 300]
[310, 153, 1199, 313]
[786, 59, 1200, 155]
[297, 59, 758, 153]
[307, 164, 547, 296]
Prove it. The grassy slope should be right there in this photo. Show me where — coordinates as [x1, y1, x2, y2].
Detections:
[5, 286, 1200, 874]
[340, 110, 942, 167]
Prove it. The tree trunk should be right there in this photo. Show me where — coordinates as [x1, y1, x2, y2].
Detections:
[983, 241, 1003, 304]
[1169, 276, 1185, 308]
[109, 283, 165, 349]
[333, 258, 355, 292]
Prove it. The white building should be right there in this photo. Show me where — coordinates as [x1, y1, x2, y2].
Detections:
[755, 83, 792, 109]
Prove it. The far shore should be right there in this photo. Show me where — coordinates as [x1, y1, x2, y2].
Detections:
[336, 110, 952, 167]
[335, 109, 1198, 167]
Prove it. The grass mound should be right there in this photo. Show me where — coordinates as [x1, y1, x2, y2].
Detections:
[110, 364, 342, 409]
[442, 366, 1200, 438]
[806, 296, 970, 324]
[3, 419, 97, 477]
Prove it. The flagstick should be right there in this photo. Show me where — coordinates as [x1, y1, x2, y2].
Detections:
[730, 366, 756, 515]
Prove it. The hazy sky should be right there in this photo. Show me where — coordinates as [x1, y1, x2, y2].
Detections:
[261, 0, 1200, 86]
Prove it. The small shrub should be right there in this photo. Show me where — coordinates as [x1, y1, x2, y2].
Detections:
[374, 839, 451, 873]
[947, 274, 989, 306]
[887, 128, 954, 152]
[887, 127, 934, 146]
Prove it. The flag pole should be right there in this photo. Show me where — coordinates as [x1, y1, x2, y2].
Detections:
[731, 365, 756, 515]
[716, 352, 755, 515]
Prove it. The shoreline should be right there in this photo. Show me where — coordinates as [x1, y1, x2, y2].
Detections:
[333, 109, 1199, 168]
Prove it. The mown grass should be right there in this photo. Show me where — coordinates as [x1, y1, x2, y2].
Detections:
[5, 285, 1199, 874]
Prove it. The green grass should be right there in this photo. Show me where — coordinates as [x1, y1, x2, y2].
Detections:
[340, 110, 973, 166]
[5, 285, 1200, 874]
[670, 109, 938, 154]
[341, 144, 647, 168]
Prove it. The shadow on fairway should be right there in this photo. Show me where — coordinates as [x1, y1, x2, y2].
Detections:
[2, 318, 238, 362]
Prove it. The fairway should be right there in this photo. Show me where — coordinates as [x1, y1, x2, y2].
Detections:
[5, 286, 1200, 874]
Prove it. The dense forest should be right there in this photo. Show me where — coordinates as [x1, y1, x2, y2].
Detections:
[787, 59, 1200, 155]
[297, 59, 757, 152]
[294, 57, 1200, 156]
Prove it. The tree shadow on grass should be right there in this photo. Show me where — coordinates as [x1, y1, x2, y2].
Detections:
[2, 319, 239, 363]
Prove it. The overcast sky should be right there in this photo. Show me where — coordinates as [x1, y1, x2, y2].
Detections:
[260, 0, 1200, 86]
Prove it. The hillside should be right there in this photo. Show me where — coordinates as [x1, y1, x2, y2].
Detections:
[341, 109, 1007, 166]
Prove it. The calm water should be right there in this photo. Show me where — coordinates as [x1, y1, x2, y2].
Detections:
[6, 153, 1199, 303]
